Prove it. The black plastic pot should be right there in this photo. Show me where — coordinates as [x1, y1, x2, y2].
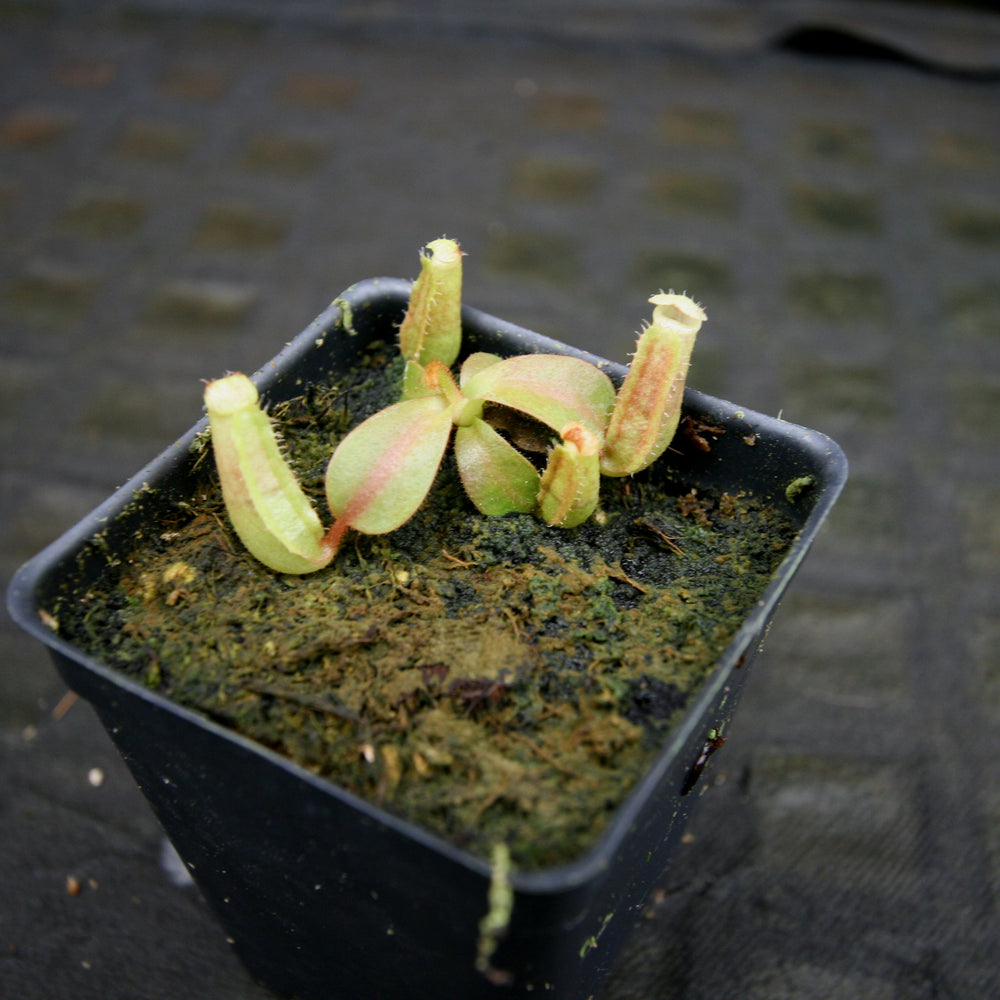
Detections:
[7, 278, 847, 1000]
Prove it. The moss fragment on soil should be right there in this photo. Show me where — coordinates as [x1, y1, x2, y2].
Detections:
[57, 342, 797, 868]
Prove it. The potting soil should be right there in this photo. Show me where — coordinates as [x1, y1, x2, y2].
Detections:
[56, 343, 797, 868]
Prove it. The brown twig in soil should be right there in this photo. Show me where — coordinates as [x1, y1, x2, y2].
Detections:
[441, 548, 475, 568]
[601, 562, 650, 594]
[632, 516, 685, 556]
[502, 730, 588, 780]
[245, 679, 361, 723]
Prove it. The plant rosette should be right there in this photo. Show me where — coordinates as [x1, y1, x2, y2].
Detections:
[7, 253, 846, 1000]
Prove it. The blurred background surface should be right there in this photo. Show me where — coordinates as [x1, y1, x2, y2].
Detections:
[2, 2, 1000, 997]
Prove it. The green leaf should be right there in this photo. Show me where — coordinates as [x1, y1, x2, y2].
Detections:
[325, 395, 452, 535]
[459, 352, 503, 387]
[454, 419, 540, 516]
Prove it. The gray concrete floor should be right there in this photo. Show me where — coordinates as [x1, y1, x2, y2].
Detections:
[2, 2, 1000, 997]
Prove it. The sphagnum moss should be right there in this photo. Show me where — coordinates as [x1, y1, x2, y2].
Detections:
[59, 343, 796, 868]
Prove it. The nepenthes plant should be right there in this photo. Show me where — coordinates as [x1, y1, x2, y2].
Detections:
[203, 238, 705, 574]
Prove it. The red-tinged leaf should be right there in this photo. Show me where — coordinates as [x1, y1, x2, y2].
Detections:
[325, 395, 452, 535]
[462, 354, 615, 438]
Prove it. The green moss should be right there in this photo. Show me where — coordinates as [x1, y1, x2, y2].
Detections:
[57, 343, 796, 869]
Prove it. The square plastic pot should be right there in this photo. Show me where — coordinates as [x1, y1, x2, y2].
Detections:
[7, 278, 847, 1000]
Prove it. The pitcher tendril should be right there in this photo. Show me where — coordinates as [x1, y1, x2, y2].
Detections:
[205, 240, 704, 574]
